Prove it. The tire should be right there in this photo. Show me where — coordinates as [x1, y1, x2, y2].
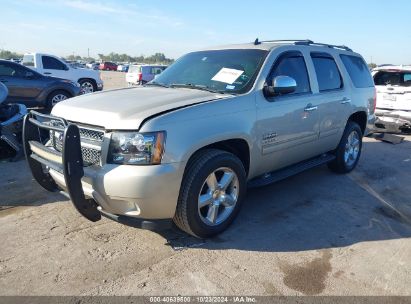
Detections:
[173, 149, 247, 238]
[328, 121, 363, 174]
[46, 90, 70, 110]
[78, 79, 97, 94]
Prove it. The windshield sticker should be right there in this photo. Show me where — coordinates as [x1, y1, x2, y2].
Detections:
[226, 85, 235, 90]
[212, 68, 244, 84]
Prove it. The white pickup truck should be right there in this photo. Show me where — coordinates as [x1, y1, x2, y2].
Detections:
[22, 53, 103, 94]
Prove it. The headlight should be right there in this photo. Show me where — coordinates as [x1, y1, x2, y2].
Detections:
[108, 131, 166, 165]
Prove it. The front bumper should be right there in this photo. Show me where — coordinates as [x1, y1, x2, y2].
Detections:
[23, 111, 184, 225]
[374, 109, 411, 133]
[96, 82, 104, 91]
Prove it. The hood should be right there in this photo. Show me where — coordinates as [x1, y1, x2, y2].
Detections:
[51, 86, 228, 130]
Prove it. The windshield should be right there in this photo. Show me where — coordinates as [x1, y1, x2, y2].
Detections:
[152, 49, 268, 94]
[374, 71, 411, 87]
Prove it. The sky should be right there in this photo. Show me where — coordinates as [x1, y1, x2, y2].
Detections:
[0, 0, 410, 64]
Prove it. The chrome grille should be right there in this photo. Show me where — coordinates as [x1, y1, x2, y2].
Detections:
[51, 124, 104, 166]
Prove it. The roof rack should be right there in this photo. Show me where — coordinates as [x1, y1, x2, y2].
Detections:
[253, 38, 353, 52]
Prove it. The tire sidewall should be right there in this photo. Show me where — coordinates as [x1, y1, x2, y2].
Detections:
[79, 79, 96, 94]
[46, 90, 70, 110]
[184, 153, 246, 238]
[338, 122, 363, 172]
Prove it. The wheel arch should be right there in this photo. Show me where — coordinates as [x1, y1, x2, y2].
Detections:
[348, 111, 367, 135]
[77, 77, 97, 86]
[184, 138, 251, 178]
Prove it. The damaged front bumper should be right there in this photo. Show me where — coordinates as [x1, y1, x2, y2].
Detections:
[22, 111, 179, 230]
[374, 109, 411, 133]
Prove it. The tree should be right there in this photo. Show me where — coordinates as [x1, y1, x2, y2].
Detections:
[368, 63, 377, 69]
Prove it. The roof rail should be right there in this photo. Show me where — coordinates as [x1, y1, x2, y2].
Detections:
[295, 41, 353, 52]
[254, 38, 313, 45]
[253, 38, 353, 52]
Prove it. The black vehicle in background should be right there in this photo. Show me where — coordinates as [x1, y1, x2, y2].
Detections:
[0, 60, 81, 110]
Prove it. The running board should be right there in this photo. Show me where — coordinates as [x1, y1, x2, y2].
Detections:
[248, 153, 336, 188]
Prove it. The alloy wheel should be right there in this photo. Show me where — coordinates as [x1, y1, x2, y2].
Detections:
[198, 167, 239, 226]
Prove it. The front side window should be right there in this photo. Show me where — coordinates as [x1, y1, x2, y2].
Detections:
[267, 53, 311, 95]
[311, 53, 343, 91]
[0, 63, 15, 76]
[153, 49, 268, 94]
[42, 56, 67, 70]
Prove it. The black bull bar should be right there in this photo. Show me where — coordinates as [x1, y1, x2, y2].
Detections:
[22, 111, 101, 222]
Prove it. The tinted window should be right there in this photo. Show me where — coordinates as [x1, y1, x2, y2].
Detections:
[0, 62, 27, 77]
[374, 71, 411, 87]
[311, 54, 342, 91]
[268, 54, 311, 95]
[340, 55, 374, 88]
[151, 67, 164, 75]
[42, 56, 67, 70]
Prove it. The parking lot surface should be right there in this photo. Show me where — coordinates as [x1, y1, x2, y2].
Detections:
[0, 72, 410, 296]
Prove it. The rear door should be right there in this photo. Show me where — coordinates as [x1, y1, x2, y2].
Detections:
[373, 70, 411, 111]
[309, 52, 349, 151]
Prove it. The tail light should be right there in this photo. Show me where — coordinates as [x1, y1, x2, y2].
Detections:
[373, 87, 377, 113]
[138, 72, 142, 82]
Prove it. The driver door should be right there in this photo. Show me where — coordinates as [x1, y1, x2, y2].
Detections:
[255, 51, 320, 173]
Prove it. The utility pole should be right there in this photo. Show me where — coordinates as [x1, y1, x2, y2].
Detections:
[87, 48, 90, 58]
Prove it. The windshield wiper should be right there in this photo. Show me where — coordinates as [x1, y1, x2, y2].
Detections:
[170, 83, 224, 94]
[145, 81, 170, 88]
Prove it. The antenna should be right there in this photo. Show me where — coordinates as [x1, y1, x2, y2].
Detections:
[254, 38, 260, 45]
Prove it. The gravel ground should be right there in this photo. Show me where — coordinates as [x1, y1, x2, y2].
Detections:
[0, 71, 410, 296]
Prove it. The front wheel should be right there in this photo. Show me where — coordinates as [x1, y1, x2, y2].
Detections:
[78, 79, 96, 94]
[173, 149, 246, 238]
[328, 121, 363, 174]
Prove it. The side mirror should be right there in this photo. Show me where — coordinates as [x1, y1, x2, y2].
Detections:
[264, 75, 297, 97]
[25, 71, 34, 78]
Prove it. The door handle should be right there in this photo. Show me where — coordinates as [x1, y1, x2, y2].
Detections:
[340, 97, 351, 104]
[304, 105, 318, 112]
[44, 72, 51, 75]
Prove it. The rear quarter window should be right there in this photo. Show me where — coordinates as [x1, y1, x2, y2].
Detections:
[340, 55, 374, 88]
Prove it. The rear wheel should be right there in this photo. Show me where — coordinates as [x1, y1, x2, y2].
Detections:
[328, 121, 363, 173]
[173, 149, 246, 238]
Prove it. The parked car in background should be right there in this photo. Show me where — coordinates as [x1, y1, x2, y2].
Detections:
[24, 40, 375, 237]
[117, 64, 129, 72]
[99, 62, 117, 71]
[0, 59, 80, 109]
[86, 62, 100, 70]
[372, 65, 411, 132]
[126, 64, 167, 86]
[22, 53, 103, 94]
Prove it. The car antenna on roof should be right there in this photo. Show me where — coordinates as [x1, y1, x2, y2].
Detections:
[254, 38, 261, 45]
